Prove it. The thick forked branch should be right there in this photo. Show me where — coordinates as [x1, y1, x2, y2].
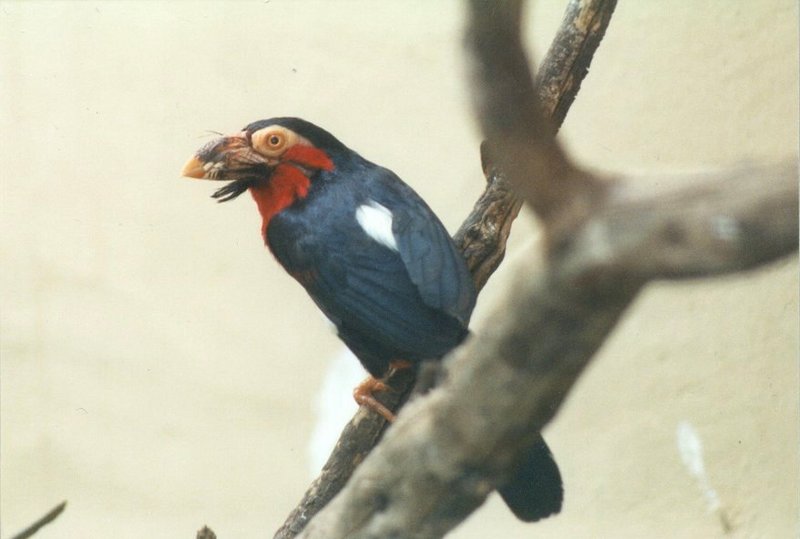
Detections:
[290, 0, 798, 537]
[272, 2, 617, 537]
[295, 162, 797, 538]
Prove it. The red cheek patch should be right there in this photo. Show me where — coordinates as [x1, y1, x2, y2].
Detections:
[283, 145, 335, 172]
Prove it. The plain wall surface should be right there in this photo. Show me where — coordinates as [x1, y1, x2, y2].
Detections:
[1, 1, 797, 537]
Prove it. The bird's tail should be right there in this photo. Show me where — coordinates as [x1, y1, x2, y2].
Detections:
[497, 434, 563, 522]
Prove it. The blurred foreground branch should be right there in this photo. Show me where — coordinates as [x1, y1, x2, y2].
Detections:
[290, 0, 798, 537]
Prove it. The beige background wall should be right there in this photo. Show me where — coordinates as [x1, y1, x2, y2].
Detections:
[1, 1, 797, 538]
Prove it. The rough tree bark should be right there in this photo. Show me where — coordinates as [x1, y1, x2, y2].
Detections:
[286, 0, 798, 538]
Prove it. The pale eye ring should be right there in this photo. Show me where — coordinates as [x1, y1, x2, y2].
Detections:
[252, 127, 291, 155]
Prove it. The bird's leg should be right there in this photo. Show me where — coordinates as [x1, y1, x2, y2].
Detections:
[353, 377, 396, 422]
[353, 360, 414, 422]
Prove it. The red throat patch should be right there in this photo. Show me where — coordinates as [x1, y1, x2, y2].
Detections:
[249, 164, 310, 239]
[248, 146, 335, 239]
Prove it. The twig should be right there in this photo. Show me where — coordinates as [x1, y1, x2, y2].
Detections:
[9, 501, 67, 539]
[197, 525, 217, 539]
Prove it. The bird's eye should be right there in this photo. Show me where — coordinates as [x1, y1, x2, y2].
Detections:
[251, 127, 293, 156]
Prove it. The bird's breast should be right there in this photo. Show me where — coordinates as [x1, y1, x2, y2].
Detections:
[249, 163, 311, 240]
[265, 191, 401, 282]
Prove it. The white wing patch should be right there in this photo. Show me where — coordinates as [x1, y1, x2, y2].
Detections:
[355, 200, 398, 251]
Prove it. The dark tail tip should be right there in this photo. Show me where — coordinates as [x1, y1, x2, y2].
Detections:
[497, 435, 563, 522]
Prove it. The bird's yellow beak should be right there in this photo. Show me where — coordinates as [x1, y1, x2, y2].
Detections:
[181, 155, 208, 179]
[180, 132, 255, 181]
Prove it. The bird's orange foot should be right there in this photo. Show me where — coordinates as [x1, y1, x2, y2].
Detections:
[353, 377, 396, 422]
[352, 360, 414, 422]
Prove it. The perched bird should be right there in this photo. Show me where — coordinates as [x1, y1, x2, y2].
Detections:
[181, 117, 562, 521]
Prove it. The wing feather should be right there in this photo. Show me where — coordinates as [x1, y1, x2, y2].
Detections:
[368, 169, 476, 325]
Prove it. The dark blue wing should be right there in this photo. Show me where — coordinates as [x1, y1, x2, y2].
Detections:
[366, 168, 476, 326]
[309, 242, 470, 375]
